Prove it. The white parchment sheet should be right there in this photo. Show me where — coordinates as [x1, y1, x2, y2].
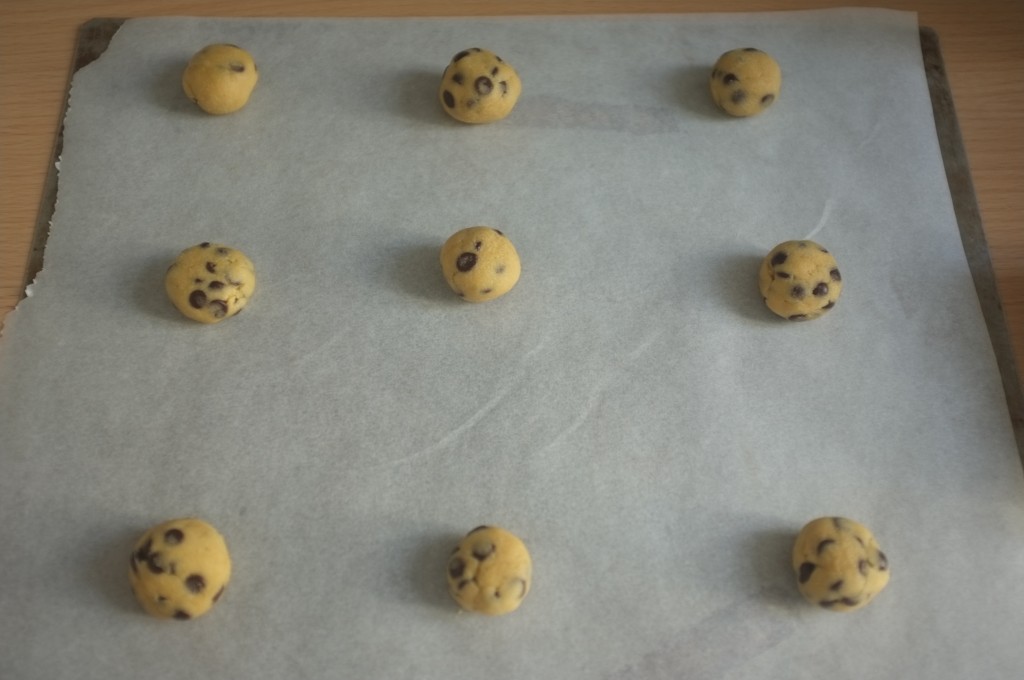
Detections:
[2, 10, 1023, 680]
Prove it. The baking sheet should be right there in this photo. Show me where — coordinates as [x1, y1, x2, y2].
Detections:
[2, 10, 1023, 680]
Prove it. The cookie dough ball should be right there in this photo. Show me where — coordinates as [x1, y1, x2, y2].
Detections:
[709, 48, 781, 117]
[792, 517, 890, 612]
[165, 242, 256, 323]
[129, 518, 231, 620]
[439, 48, 522, 124]
[182, 44, 259, 115]
[447, 525, 532, 615]
[758, 240, 842, 321]
[440, 227, 521, 302]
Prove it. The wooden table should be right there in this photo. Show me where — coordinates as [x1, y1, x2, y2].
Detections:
[2, 1, 1022, 391]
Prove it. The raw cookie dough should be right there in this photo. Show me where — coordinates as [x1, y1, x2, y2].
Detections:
[709, 48, 781, 117]
[129, 518, 232, 620]
[792, 517, 890, 612]
[182, 44, 259, 115]
[447, 525, 532, 615]
[440, 227, 521, 302]
[165, 242, 256, 323]
[758, 240, 842, 320]
[439, 48, 522, 124]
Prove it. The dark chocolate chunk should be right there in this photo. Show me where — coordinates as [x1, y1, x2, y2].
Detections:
[442, 90, 455, 108]
[216, 247, 229, 255]
[819, 246, 829, 253]
[206, 261, 217, 273]
[499, 81, 508, 95]
[164, 529, 184, 544]
[481, 288, 493, 295]
[877, 551, 889, 570]
[761, 93, 775, 106]
[791, 285, 806, 300]
[173, 610, 191, 620]
[788, 314, 808, 321]
[495, 54, 503, 62]
[474, 241, 483, 251]
[731, 89, 747, 105]
[209, 300, 229, 318]
[723, 73, 739, 85]
[743, 47, 760, 52]
[458, 579, 470, 590]
[213, 586, 225, 602]
[189, 289, 207, 309]
[841, 597, 859, 607]
[448, 557, 466, 579]
[798, 562, 816, 584]
[208, 281, 225, 290]
[185, 574, 206, 594]
[456, 252, 477, 272]
[475, 76, 494, 95]
[453, 50, 471, 63]
[194, 278, 203, 284]
[135, 538, 153, 562]
[830, 580, 844, 591]
[493, 229, 504, 236]
[776, 271, 790, 279]
[830, 268, 842, 281]
[229, 62, 245, 73]
[146, 553, 165, 575]
[771, 252, 787, 266]
[452, 72, 464, 85]
[823, 301, 835, 310]
[813, 283, 829, 297]
[200, 242, 210, 248]
[817, 539, 835, 554]
[491, 66, 499, 76]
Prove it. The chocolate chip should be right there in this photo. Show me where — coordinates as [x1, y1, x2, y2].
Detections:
[841, 597, 859, 607]
[206, 261, 216, 273]
[859, 559, 869, 576]
[448, 557, 466, 579]
[499, 81, 508, 95]
[456, 252, 477, 272]
[491, 66, 499, 76]
[135, 538, 153, 562]
[731, 89, 747, 104]
[229, 62, 245, 73]
[468, 525, 490, 534]
[194, 278, 203, 284]
[452, 72, 464, 85]
[453, 50, 471, 63]
[157, 595, 167, 602]
[771, 252, 787, 266]
[791, 285, 806, 299]
[209, 300, 229, 318]
[474, 241, 483, 251]
[442, 90, 455, 108]
[813, 283, 829, 297]
[817, 539, 835, 554]
[146, 553, 165, 575]
[493, 229, 504, 236]
[495, 54, 503, 62]
[188, 290, 207, 309]
[743, 47, 759, 52]
[216, 247, 228, 255]
[761, 93, 775, 106]
[481, 288, 493, 295]
[471, 542, 495, 560]
[475, 76, 493, 95]
[878, 551, 889, 570]
[513, 578, 527, 598]
[173, 610, 191, 620]
[200, 242, 210, 248]
[185, 574, 206, 594]
[798, 562, 816, 583]
[830, 268, 842, 282]
[830, 580, 844, 591]
[208, 281, 225, 290]
[788, 314, 808, 321]
[819, 246, 829, 253]
[723, 73, 739, 85]
[164, 529, 184, 545]
[458, 579, 470, 590]
[213, 586, 225, 602]
[495, 265, 506, 275]
[823, 301, 835, 309]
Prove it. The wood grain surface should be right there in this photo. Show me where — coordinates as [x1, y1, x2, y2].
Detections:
[2, 1, 1021, 388]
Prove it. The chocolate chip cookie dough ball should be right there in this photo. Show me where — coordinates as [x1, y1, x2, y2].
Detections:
[129, 518, 232, 620]
[440, 227, 521, 302]
[165, 242, 256, 323]
[709, 48, 780, 117]
[182, 44, 259, 115]
[792, 517, 890, 612]
[447, 526, 532, 615]
[439, 48, 522, 123]
[758, 240, 842, 321]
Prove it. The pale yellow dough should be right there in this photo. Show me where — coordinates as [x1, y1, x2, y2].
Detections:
[440, 227, 521, 302]
[709, 48, 781, 117]
[129, 518, 232, 620]
[758, 240, 842, 321]
[439, 48, 522, 124]
[792, 517, 890, 612]
[182, 44, 259, 115]
[165, 242, 256, 323]
[447, 526, 532, 615]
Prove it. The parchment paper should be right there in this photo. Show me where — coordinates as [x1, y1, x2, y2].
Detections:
[2, 10, 1023, 680]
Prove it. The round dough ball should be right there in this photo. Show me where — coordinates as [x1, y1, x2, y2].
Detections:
[440, 227, 521, 302]
[182, 44, 259, 115]
[447, 525, 532, 615]
[165, 242, 256, 323]
[792, 517, 890, 612]
[758, 240, 842, 321]
[439, 48, 522, 124]
[709, 48, 781, 117]
[129, 518, 232, 620]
